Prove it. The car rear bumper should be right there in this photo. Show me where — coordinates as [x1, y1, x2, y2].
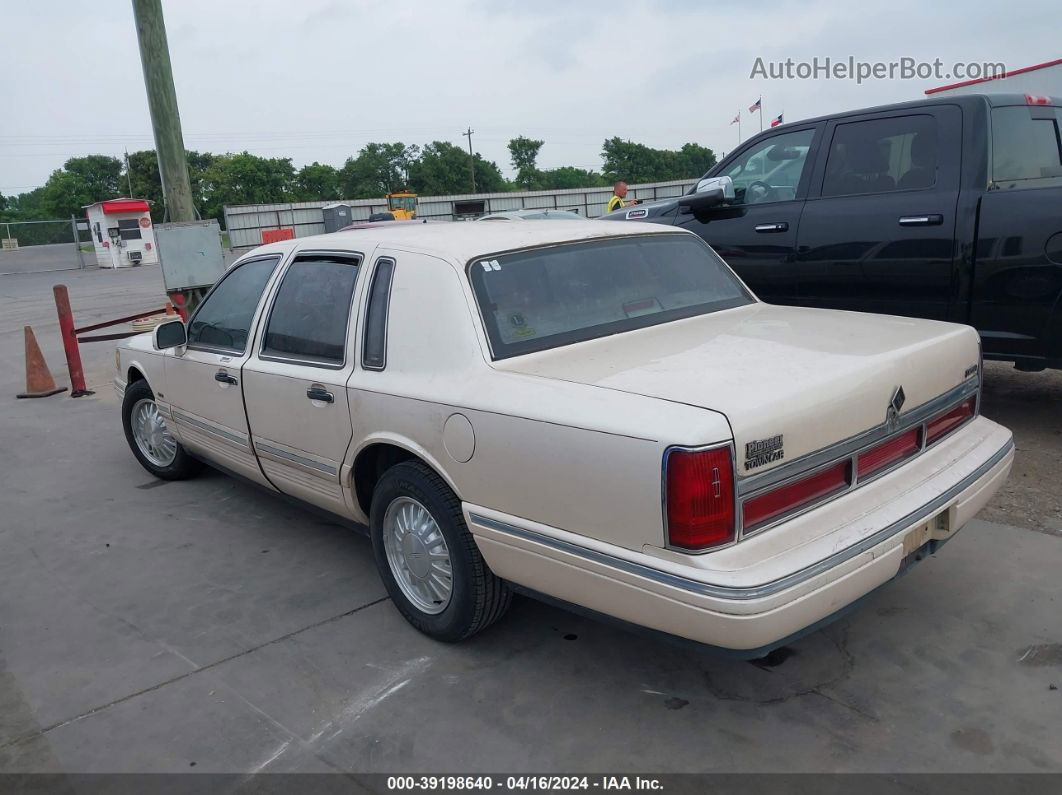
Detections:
[465, 418, 1013, 651]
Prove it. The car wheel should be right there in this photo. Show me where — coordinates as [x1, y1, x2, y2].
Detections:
[122, 379, 202, 480]
[370, 461, 512, 641]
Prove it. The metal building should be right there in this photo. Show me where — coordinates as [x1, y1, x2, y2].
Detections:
[223, 179, 697, 251]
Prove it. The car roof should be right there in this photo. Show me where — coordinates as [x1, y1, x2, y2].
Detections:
[756, 92, 1057, 135]
[249, 219, 684, 264]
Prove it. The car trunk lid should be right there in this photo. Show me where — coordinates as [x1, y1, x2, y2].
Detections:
[493, 303, 980, 478]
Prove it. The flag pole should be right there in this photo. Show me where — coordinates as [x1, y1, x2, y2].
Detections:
[759, 100, 763, 133]
[738, 114, 741, 145]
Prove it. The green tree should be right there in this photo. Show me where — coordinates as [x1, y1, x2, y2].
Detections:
[507, 136, 544, 190]
[39, 155, 123, 218]
[409, 141, 506, 195]
[675, 143, 717, 179]
[340, 142, 419, 199]
[125, 149, 218, 221]
[0, 186, 48, 222]
[601, 138, 716, 183]
[539, 166, 608, 190]
[295, 162, 342, 201]
[200, 152, 297, 224]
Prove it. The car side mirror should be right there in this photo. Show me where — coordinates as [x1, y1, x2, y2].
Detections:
[679, 175, 735, 211]
[153, 319, 187, 350]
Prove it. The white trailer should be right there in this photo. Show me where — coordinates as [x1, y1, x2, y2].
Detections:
[83, 199, 159, 269]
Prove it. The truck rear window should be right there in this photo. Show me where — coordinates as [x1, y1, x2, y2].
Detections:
[468, 234, 753, 359]
[992, 106, 1062, 184]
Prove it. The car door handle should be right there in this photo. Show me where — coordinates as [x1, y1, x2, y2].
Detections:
[214, 370, 238, 385]
[306, 387, 334, 404]
[898, 214, 943, 226]
[754, 222, 789, 233]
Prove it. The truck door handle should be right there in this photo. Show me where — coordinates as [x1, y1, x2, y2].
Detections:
[898, 214, 943, 226]
[214, 370, 238, 385]
[306, 386, 334, 404]
[754, 222, 789, 233]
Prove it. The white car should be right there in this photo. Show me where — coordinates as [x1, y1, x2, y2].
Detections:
[115, 221, 1013, 654]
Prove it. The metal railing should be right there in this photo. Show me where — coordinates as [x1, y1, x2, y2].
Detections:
[0, 217, 90, 275]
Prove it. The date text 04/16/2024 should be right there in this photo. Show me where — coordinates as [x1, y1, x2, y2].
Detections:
[386, 776, 664, 791]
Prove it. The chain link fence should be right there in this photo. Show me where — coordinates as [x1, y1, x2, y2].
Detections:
[0, 218, 91, 275]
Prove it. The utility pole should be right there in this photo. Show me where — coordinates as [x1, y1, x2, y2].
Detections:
[132, 0, 195, 222]
[124, 149, 133, 197]
[461, 127, 476, 193]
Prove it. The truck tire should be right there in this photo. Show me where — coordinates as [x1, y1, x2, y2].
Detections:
[370, 460, 511, 641]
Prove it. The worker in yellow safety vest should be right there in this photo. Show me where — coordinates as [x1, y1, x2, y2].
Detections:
[606, 181, 640, 214]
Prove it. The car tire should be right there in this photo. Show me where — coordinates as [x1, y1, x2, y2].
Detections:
[370, 461, 512, 641]
[122, 379, 202, 480]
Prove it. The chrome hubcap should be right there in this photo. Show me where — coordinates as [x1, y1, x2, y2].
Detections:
[131, 398, 177, 467]
[382, 497, 453, 614]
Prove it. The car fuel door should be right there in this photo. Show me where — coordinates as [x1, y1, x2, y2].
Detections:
[241, 252, 361, 516]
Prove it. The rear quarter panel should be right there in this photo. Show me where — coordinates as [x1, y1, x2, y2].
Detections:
[344, 248, 733, 550]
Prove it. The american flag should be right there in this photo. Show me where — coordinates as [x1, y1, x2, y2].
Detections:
[730, 113, 740, 125]
[749, 97, 762, 113]
[770, 112, 784, 128]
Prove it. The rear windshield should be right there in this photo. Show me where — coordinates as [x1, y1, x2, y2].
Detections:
[468, 233, 753, 359]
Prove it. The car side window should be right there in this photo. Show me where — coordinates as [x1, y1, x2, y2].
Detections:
[261, 255, 360, 367]
[187, 256, 279, 353]
[821, 114, 938, 198]
[722, 128, 815, 205]
[362, 258, 395, 370]
[991, 106, 1062, 187]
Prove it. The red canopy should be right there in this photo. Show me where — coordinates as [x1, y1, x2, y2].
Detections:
[101, 200, 150, 215]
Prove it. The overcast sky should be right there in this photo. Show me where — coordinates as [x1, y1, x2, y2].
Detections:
[1, 0, 1057, 195]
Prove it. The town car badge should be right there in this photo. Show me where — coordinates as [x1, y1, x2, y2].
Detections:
[886, 385, 906, 431]
[744, 434, 784, 471]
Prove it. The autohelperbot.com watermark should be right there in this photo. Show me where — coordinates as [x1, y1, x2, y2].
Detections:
[750, 56, 1006, 83]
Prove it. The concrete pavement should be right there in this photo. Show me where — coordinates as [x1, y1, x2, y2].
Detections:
[1, 266, 1059, 773]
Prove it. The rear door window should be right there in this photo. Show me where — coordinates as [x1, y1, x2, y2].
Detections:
[991, 106, 1062, 186]
[362, 258, 395, 370]
[261, 255, 360, 366]
[821, 115, 938, 197]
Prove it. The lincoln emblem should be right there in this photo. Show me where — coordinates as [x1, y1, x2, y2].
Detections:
[886, 385, 906, 431]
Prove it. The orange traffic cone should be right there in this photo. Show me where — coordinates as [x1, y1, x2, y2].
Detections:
[16, 326, 67, 399]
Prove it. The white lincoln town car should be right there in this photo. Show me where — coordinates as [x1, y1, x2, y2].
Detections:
[115, 222, 1013, 654]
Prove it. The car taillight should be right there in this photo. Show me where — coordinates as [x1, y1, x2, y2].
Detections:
[857, 427, 921, 478]
[742, 460, 851, 533]
[665, 447, 735, 550]
[926, 396, 976, 445]
[1025, 94, 1051, 106]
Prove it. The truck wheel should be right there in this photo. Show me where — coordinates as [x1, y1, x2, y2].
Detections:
[370, 461, 511, 641]
[122, 379, 202, 480]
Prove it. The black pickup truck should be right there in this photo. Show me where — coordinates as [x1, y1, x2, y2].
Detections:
[603, 93, 1062, 371]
